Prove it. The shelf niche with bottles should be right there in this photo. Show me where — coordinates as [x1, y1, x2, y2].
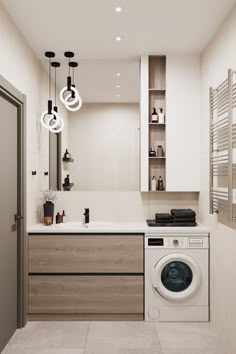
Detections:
[148, 56, 166, 192]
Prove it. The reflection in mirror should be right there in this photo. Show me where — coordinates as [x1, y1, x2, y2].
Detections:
[50, 59, 140, 191]
[49, 132, 61, 190]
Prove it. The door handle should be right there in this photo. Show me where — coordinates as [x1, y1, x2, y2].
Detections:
[14, 214, 23, 222]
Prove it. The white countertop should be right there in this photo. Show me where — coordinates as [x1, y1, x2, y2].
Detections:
[27, 222, 209, 235]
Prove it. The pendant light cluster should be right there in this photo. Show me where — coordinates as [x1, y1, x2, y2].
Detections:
[40, 51, 82, 134]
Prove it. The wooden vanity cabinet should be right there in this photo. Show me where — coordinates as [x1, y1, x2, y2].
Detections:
[28, 234, 144, 321]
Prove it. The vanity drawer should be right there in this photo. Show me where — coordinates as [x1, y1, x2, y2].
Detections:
[28, 275, 144, 315]
[29, 235, 144, 273]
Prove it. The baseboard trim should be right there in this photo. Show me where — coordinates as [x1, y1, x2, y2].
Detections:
[27, 313, 144, 321]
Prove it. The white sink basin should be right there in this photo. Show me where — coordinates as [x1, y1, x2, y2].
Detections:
[55, 221, 115, 229]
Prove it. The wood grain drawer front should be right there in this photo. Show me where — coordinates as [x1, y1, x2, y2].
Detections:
[29, 235, 143, 273]
[28, 275, 144, 314]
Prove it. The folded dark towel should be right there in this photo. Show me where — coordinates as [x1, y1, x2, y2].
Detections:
[172, 217, 196, 222]
[155, 213, 172, 219]
[171, 209, 196, 217]
[155, 213, 173, 223]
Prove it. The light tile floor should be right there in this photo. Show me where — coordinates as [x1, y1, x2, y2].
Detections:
[1, 322, 229, 354]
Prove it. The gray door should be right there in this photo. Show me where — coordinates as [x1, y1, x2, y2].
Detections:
[0, 93, 18, 351]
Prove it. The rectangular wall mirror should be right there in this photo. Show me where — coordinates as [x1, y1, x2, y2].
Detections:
[49, 59, 140, 191]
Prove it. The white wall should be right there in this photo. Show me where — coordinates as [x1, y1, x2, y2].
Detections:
[0, 2, 199, 226]
[68, 103, 140, 191]
[200, 5, 236, 353]
[0, 2, 69, 224]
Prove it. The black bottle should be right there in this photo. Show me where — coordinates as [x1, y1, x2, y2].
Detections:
[157, 176, 164, 191]
[151, 108, 158, 123]
[64, 149, 71, 159]
[56, 212, 61, 224]
[64, 175, 70, 187]
[149, 148, 156, 157]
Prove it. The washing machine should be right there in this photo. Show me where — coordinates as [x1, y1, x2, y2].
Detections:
[145, 233, 209, 321]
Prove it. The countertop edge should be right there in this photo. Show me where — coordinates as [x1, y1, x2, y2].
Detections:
[27, 223, 210, 235]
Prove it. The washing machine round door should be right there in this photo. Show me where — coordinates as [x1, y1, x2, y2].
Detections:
[152, 253, 202, 301]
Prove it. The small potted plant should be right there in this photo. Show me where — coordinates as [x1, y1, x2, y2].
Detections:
[41, 190, 57, 225]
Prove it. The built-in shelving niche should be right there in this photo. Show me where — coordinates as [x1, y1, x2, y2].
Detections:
[148, 56, 166, 191]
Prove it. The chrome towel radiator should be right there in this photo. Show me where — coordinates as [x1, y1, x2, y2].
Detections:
[209, 69, 236, 221]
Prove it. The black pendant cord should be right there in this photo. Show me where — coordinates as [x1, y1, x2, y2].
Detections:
[54, 65, 57, 105]
[45, 51, 55, 114]
[69, 62, 78, 99]
[51, 61, 61, 112]
[64, 51, 74, 92]
[49, 58, 52, 99]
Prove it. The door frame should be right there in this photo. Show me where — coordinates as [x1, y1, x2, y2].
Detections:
[0, 75, 26, 328]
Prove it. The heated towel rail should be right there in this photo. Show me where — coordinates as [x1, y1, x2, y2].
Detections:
[209, 69, 236, 221]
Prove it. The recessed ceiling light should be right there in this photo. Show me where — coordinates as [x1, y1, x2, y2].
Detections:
[115, 6, 122, 12]
[116, 85, 121, 88]
[115, 36, 122, 41]
[116, 73, 121, 77]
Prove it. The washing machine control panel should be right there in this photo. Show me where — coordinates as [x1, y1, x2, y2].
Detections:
[145, 235, 209, 249]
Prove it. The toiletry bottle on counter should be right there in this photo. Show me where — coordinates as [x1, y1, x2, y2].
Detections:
[157, 176, 164, 191]
[62, 210, 66, 223]
[151, 108, 158, 123]
[158, 108, 165, 124]
[151, 176, 157, 191]
[56, 212, 61, 224]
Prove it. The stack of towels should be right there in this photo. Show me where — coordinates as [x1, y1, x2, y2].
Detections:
[155, 213, 173, 225]
[170, 209, 196, 226]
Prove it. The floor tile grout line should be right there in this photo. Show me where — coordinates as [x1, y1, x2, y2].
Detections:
[83, 321, 91, 354]
[154, 323, 164, 353]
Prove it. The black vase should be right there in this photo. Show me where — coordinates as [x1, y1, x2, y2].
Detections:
[43, 201, 54, 225]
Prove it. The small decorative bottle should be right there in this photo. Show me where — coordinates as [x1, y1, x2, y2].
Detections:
[149, 147, 156, 157]
[156, 145, 164, 157]
[62, 210, 66, 223]
[157, 176, 164, 191]
[158, 108, 165, 124]
[151, 176, 157, 191]
[151, 108, 158, 123]
[64, 149, 71, 160]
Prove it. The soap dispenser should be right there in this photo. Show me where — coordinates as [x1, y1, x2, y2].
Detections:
[151, 176, 157, 191]
[158, 108, 165, 124]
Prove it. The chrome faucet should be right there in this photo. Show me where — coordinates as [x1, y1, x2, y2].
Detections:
[83, 208, 90, 225]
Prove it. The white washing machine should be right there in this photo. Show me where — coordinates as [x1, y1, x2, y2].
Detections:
[145, 233, 209, 321]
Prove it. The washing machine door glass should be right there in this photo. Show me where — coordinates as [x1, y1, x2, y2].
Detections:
[161, 261, 193, 292]
[152, 253, 202, 302]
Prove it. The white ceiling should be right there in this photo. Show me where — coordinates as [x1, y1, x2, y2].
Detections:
[48, 59, 140, 103]
[1, 0, 235, 102]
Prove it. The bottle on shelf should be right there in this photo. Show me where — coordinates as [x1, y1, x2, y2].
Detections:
[158, 108, 165, 124]
[149, 147, 156, 157]
[64, 149, 71, 160]
[65, 174, 70, 187]
[151, 108, 158, 123]
[157, 176, 164, 191]
[156, 145, 164, 157]
[151, 176, 157, 191]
